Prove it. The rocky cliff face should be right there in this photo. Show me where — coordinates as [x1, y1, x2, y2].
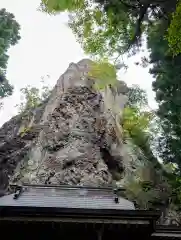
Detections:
[0, 59, 180, 225]
[0, 59, 127, 193]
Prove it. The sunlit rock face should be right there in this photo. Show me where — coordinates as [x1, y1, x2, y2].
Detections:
[0, 59, 127, 192]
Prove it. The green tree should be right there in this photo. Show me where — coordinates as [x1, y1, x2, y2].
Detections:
[17, 81, 52, 114]
[18, 86, 42, 113]
[0, 8, 21, 98]
[127, 84, 148, 109]
[124, 86, 157, 165]
[167, 1, 181, 56]
[145, 19, 181, 170]
[40, 0, 178, 57]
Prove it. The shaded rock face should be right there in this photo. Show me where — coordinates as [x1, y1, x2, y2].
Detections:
[0, 101, 48, 195]
[0, 59, 125, 193]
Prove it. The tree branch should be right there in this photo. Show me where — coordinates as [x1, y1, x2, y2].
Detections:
[120, 0, 137, 10]
[129, 3, 150, 46]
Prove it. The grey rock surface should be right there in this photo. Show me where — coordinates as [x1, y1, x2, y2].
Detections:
[0, 59, 126, 192]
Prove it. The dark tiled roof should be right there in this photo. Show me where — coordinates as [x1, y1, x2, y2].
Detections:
[0, 185, 135, 210]
[152, 226, 181, 238]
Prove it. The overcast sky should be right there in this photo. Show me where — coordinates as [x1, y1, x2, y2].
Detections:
[0, 0, 157, 126]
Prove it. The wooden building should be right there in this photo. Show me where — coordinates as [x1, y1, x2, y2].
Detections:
[0, 184, 180, 239]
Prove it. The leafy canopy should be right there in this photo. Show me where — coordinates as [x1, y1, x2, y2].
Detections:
[0, 8, 21, 98]
[167, 1, 181, 56]
[88, 59, 117, 89]
[146, 19, 181, 169]
[40, 0, 136, 59]
[40, 0, 85, 13]
[40, 0, 178, 58]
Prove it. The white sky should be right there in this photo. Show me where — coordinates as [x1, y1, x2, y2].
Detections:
[0, 0, 157, 127]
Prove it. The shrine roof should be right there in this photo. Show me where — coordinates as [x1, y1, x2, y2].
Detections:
[0, 184, 135, 210]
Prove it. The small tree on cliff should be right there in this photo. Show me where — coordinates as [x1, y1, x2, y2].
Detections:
[16, 77, 52, 114]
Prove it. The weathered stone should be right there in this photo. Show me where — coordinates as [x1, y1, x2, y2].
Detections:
[0, 59, 126, 190]
[0, 59, 179, 225]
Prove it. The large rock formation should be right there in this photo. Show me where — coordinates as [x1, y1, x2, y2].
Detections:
[0, 59, 127, 192]
[0, 59, 180, 225]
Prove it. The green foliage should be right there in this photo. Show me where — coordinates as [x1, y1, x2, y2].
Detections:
[20, 126, 32, 137]
[127, 85, 148, 108]
[0, 8, 21, 98]
[121, 85, 158, 168]
[40, 0, 178, 59]
[147, 20, 181, 170]
[167, 1, 181, 56]
[70, 6, 132, 58]
[124, 175, 159, 209]
[18, 86, 42, 113]
[40, 0, 85, 13]
[88, 59, 117, 89]
[123, 107, 150, 137]
[146, 13, 181, 208]
[0, 80, 13, 98]
[17, 81, 52, 114]
[122, 89, 172, 209]
[40, 0, 137, 58]
[122, 106, 154, 161]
